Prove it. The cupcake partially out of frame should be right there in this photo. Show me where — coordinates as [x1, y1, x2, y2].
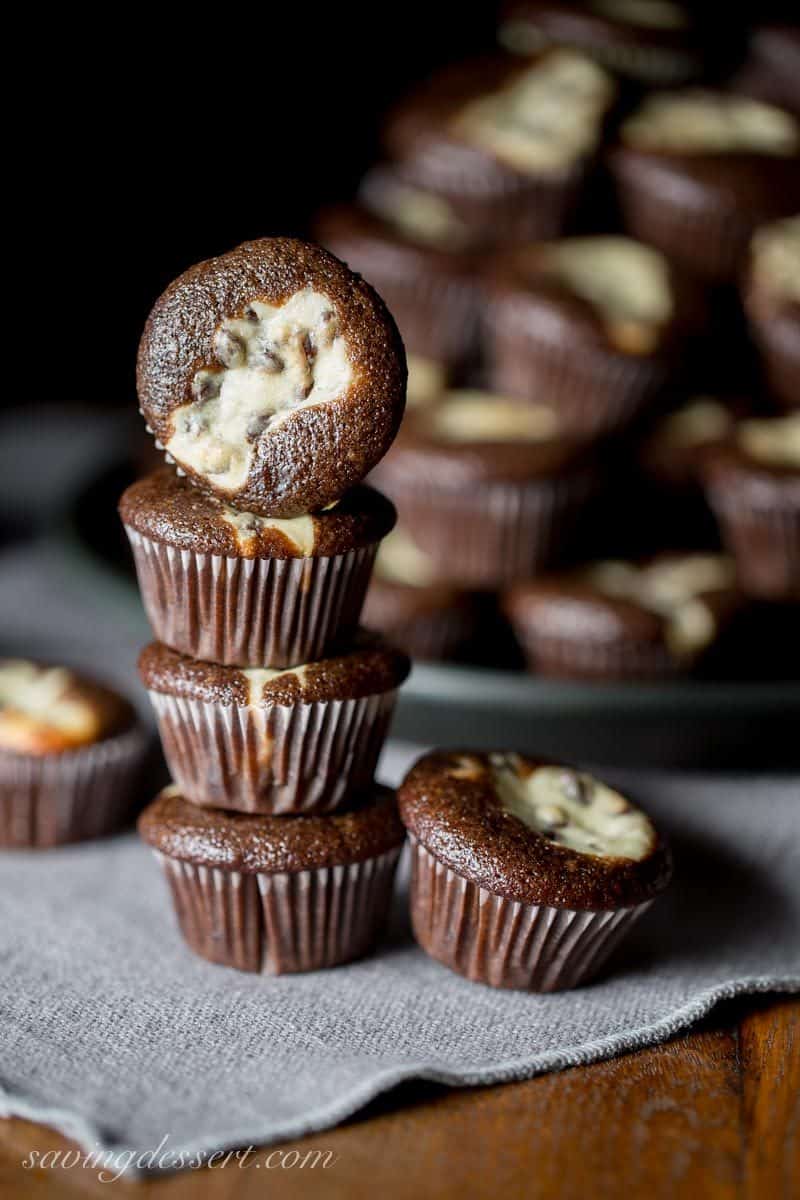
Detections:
[119, 469, 396, 668]
[702, 414, 800, 600]
[743, 217, 800, 411]
[398, 751, 671, 992]
[371, 390, 595, 587]
[138, 637, 409, 815]
[487, 235, 704, 437]
[498, 0, 706, 85]
[137, 237, 407, 518]
[610, 90, 800, 282]
[139, 784, 405, 974]
[317, 204, 482, 387]
[505, 553, 740, 680]
[0, 660, 147, 848]
[381, 50, 616, 251]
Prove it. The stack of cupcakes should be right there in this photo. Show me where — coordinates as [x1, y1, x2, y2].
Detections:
[120, 237, 412, 975]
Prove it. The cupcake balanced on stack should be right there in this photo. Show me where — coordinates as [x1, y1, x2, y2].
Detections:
[119, 238, 411, 975]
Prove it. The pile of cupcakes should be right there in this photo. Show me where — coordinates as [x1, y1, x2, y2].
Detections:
[317, 6, 800, 683]
[121, 237, 414, 974]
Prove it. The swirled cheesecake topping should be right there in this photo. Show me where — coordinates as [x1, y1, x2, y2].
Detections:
[622, 90, 799, 155]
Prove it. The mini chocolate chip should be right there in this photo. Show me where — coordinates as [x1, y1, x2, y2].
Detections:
[251, 345, 284, 373]
[213, 328, 246, 369]
[191, 371, 221, 403]
[559, 769, 592, 805]
[244, 305, 260, 323]
[245, 414, 273, 442]
[303, 331, 317, 363]
[316, 312, 339, 347]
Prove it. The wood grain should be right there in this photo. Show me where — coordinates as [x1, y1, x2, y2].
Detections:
[0, 998, 796, 1200]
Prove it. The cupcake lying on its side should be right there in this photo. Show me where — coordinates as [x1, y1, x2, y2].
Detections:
[370, 390, 595, 587]
[702, 414, 800, 600]
[743, 217, 800, 411]
[139, 784, 405, 975]
[610, 89, 800, 281]
[398, 750, 672, 991]
[505, 552, 741, 680]
[0, 660, 147, 848]
[487, 235, 704, 437]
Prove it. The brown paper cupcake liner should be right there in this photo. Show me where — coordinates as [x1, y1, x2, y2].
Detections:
[388, 472, 593, 587]
[409, 839, 651, 991]
[706, 488, 800, 599]
[149, 689, 398, 815]
[750, 320, 800, 411]
[124, 527, 377, 668]
[0, 725, 148, 848]
[155, 846, 401, 974]
[612, 166, 754, 282]
[489, 316, 669, 438]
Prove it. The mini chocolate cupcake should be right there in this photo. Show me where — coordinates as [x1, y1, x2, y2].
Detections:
[702, 414, 800, 600]
[316, 205, 482, 383]
[382, 51, 616, 250]
[398, 751, 671, 991]
[362, 528, 484, 662]
[498, 0, 706, 85]
[370, 390, 594, 587]
[139, 784, 405, 974]
[743, 217, 800, 410]
[505, 553, 740, 680]
[119, 469, 395, 668]
[0, 660, 146, 848]
[487, 236, 703, 436]
[138, 637, 409, 815]
[137, 237, 407, 518]
[610, 90, 800, 281]
[732, 24, 800, 119]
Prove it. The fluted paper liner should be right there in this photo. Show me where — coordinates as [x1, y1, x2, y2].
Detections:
[409, 838, 652, 992]
[706, 486, 799, 599]
[124, 527, 377, 668]
[149, 689, 398, 815]
[155, 847, 401, 974]
[0, 726, 148, 848]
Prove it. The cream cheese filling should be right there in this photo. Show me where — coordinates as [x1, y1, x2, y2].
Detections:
[406, 355, 447, 408]
[622, 90, 800, 155]
[167, 288, 352, 493]
[375, 527, 438, 587]
[585, 554, 735, 657]
[490, 755, 654, 860]
[453, 50, 615, 175]
[540, 236, 673, 353]
[220, 505, 317, 557]
[751, 217, 800, 304]
[653, 397, 734, 448]
[0, 660, 100, 747]
[738, 414, 800, 469]
[430, 390, 560, 442]
[242, 665, 308, 707]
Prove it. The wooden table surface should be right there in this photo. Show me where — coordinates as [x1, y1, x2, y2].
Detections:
[1, 995, 796, 1200]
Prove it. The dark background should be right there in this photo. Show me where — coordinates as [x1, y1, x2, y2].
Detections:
[29, 2, 793, 414]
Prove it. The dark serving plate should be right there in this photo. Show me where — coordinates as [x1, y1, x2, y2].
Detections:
[61, 460, 800, 770]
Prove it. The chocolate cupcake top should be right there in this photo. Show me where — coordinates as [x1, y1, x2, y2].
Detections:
[507, 553, 738, 661]
[357, 166, 475, 253]
[398, 751, 672, 909]
[639, 395, 745, 486]
[704, 413, 800, 483]
[619, 90, 799, 157]
[119, 469, 396, 559]
[499, 0, 704, 84]
[386, 51, 615, 187]
[138, 636, 410, 709]
[139, 784, 405, 874]
[491, 235, 699, 356]
[0, 660, 135, 756]
[373, 389, 588, 485]
[137, 237, 407, 518]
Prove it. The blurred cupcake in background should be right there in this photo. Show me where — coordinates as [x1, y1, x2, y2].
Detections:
[486, 234, 705, 437]
[609, 89, 800, 281]
[498, 0, 707, 86]
[316, 204, 481, 396]
[743, 216, 800, 411]
[362, 527, 485, 663]
[702, 413, 800, 600]
[731, 24, 800, 119]
[505, 552, 741, 680]
[377, 50, 617, 251]
[371, 389, 595, 587]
